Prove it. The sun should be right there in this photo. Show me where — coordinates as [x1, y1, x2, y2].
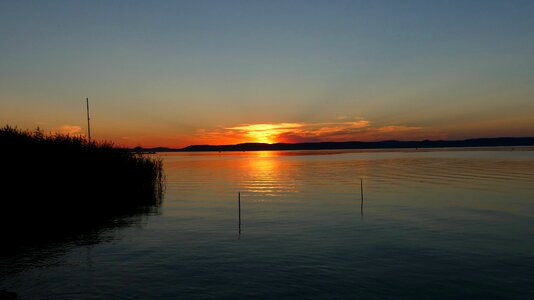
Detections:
[249, 131, 275, 143]
[227, 123, 301, 144]
[244, 124, 278, 143]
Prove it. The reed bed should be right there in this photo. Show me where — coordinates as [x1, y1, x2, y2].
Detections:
[0, 125, 165, 246]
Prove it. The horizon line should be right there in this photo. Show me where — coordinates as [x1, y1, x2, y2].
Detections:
[132, 136, 534, 152]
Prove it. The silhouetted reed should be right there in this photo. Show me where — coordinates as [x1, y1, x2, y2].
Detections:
[0, 125, 164, 252]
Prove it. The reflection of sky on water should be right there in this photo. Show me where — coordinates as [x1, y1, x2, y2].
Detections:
[3, 149, 534, 299]
[160, 149, 534, 256]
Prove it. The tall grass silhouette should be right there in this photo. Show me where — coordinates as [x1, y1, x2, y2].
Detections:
[0, 125, 165, 250]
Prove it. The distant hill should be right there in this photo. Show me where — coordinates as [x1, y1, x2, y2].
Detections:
[133, 137, 534, 152]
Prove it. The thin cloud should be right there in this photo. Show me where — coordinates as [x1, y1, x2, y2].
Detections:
[57, 125, 84, 136]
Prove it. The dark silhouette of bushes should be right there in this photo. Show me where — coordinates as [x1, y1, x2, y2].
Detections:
[0, 125, 164, 250]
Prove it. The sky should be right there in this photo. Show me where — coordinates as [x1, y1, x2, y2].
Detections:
[1, 0, 534, 148]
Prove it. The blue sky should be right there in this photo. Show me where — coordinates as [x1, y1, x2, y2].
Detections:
[1, 0, 533, 146]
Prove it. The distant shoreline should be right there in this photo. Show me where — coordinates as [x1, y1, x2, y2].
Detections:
[133, 137, 534, 153]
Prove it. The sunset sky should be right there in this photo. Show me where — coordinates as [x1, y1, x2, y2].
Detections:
[1, 1, 534, 148]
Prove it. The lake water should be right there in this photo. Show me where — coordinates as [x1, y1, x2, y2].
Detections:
[2, 149, 534, 299]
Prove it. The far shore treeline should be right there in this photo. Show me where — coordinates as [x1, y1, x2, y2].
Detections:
[0, 125, 165, 251]
[135, 137, 534, 153]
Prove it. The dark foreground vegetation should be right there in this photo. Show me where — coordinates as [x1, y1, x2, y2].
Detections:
[0, 126, 164, 254]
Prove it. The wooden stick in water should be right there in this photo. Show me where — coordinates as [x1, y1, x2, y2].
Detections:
[238, 192, 241, 232]
[360, 178, 364, 215]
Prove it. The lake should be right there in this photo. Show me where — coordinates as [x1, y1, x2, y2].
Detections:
[2, 148, 534, 299]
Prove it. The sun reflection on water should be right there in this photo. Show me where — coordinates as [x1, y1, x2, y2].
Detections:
[240, 155, 300, 199]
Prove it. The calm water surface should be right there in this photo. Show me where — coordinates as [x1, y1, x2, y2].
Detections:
[2, 149, 534, 299]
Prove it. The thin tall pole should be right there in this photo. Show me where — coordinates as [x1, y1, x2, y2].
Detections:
[86, 98, 91, 143]
[238, 192, 241, 233]
[360, 178, 364, 216]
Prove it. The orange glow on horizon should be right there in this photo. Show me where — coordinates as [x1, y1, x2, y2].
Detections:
[104, 119, 450, 148]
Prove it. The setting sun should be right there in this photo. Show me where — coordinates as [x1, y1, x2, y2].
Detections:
[249, 130, 275, 143]
[227, 123, 302, 144]
[243, 124, 278, 143]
